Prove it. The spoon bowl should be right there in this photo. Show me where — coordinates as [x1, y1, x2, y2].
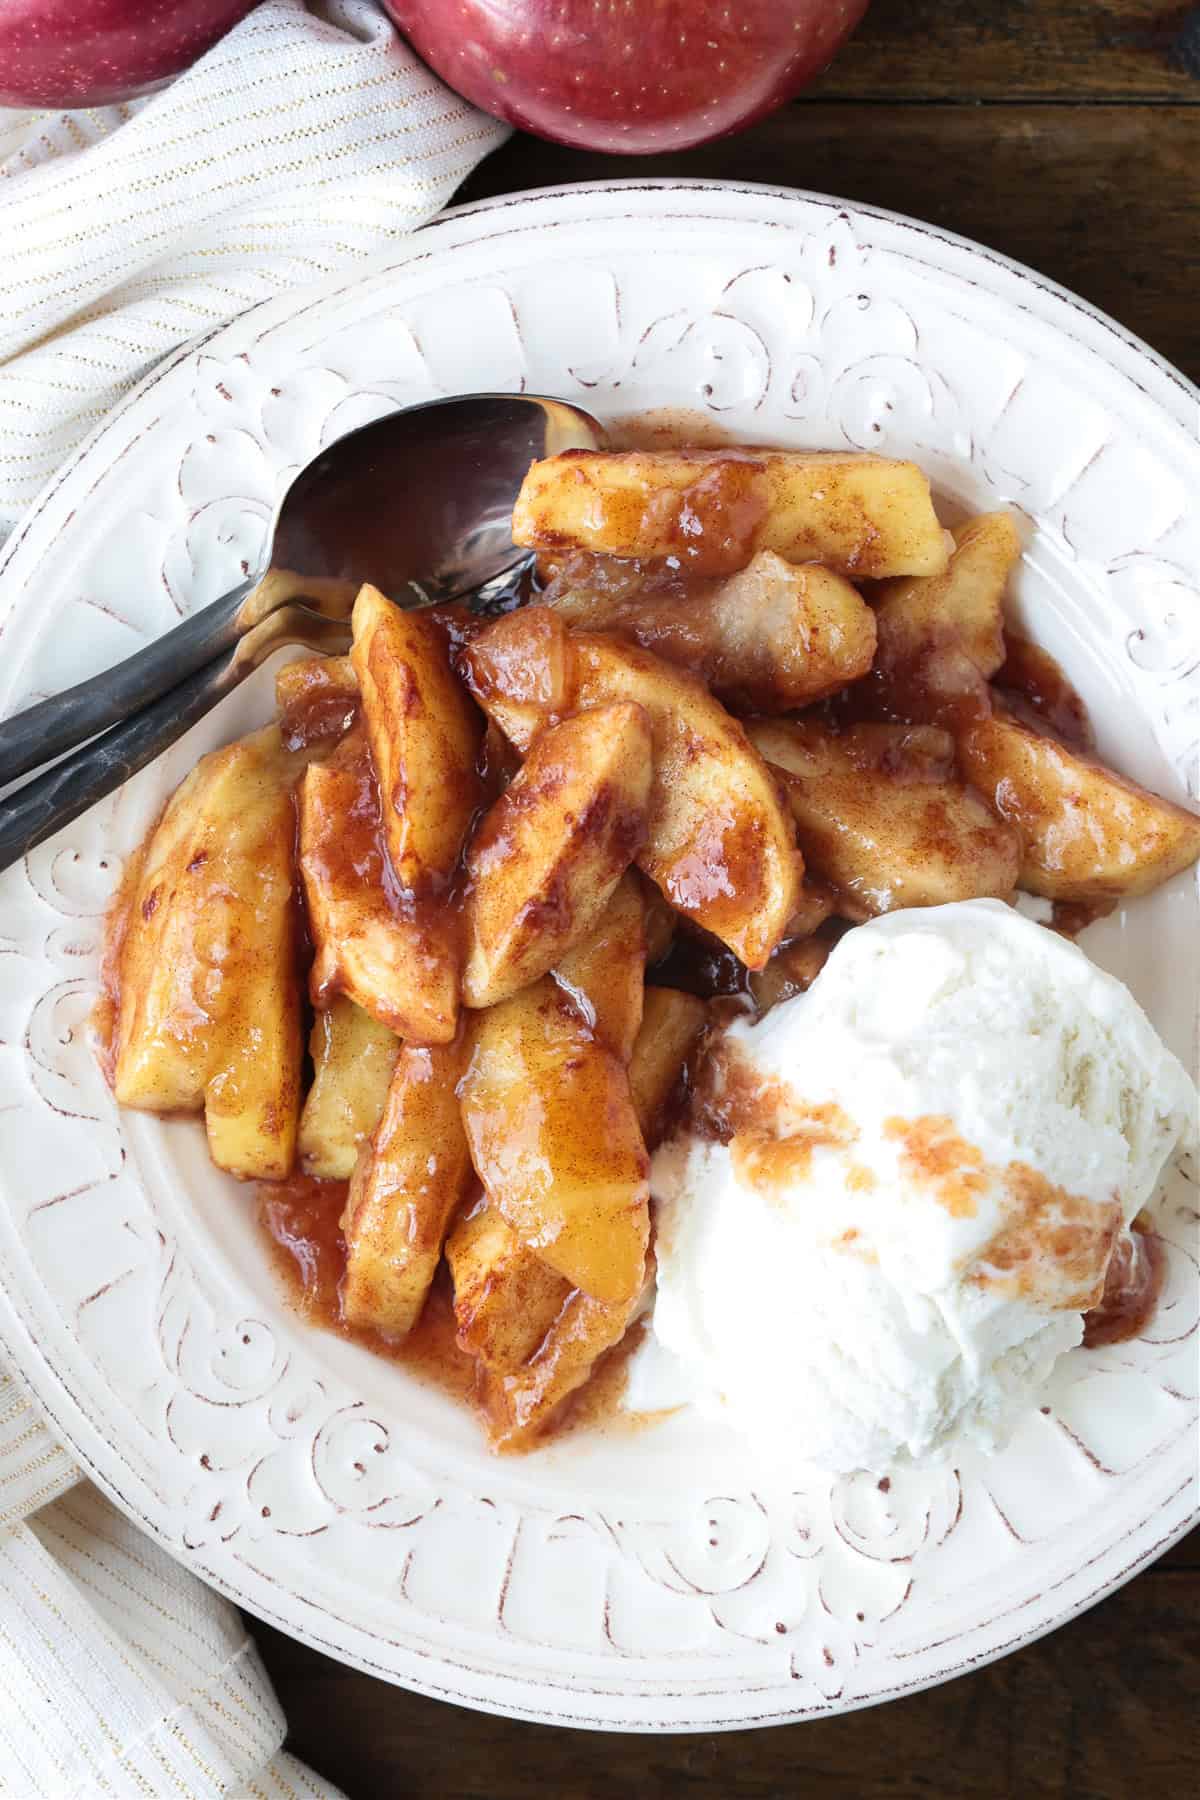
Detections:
[266, 392, 598, 610]
[0, 392, 601, 789]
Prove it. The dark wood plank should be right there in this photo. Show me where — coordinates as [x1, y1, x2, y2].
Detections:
[1161, 1528, 1200, 1569]
[815, 0, 1200, 101]
[455, 103, 1200, 385]
[250, 1526, 1200, 1798]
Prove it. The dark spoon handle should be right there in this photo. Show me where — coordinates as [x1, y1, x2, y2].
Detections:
[0, 575, 255, 787]
[0, 645, 251, 872]
[0, 600, 353, 873]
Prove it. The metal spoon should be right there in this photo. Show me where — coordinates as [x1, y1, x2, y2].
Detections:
[0, 392, 601, 869]
[0, 393, 600, 787]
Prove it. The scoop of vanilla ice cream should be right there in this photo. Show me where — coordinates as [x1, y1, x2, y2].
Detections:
[648, 899, 1196, 1474]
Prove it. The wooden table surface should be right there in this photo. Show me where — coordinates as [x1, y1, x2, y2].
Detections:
[252, 2, 1200, 1791]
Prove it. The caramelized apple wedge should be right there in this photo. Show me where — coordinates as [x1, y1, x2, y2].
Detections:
[351, 583, 483, 892]
[543, 549, 876, 712]
[452, 603, 572, 754]
[298, 727, 459, 1042]
[112, 725, 304, 1180]
[463, 703, 651, 1008]
[341, 1036, 473, 1338]
[348, 584, 481, 1036]
[552, 872, 646, 1062]
[275, 653, 358, 749]
[459, 978, 649, 1306]
[445, 1200, 570, 1373]
[873, 512, 1020, 725]
[464, 614, 801, 968]
[627, 987, 708, 1147]
[750, 719, 1020, 914]
[959, 706, 1200, 900]
[297, 997, 399, 1181]
[749, 938, 834, 1014]
[572, 635, 802, 967]
[480, 1287, 636, 1452]
[512, 448, 948, 578]
[451, 880, 649, 1371]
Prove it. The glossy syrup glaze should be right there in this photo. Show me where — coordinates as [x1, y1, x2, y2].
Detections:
[259, 1175, 478, 1402]
[544, 446, 770, 577]
[1082, 1217, 1168, 1348]
[258, 1174, 646, 1447]
[996, 634, 1094, 752]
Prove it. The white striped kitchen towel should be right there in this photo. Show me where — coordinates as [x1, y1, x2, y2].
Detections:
[0, 1366, 342, 1799]
[0, 3, 505, 1791]
[0, 0, 507, 540]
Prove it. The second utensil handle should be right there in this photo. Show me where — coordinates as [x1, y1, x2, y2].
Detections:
[0, 574, 256, 788]
[0, 646, 250, 874]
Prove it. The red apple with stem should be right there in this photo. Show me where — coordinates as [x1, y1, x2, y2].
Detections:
[383, 0, 871, 154]
[0, 0, 258, 109]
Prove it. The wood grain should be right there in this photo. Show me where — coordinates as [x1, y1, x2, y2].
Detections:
[816, 0, 1200, 101]
[253, 3, 1198, 1788]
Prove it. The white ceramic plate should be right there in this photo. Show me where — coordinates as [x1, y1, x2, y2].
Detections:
[0, 181, 1196, 1731]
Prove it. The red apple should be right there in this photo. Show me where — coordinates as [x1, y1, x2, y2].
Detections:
[0, 0, 258, 109]
[383, 0, 870, 154]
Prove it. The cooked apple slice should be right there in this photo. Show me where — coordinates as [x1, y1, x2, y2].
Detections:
[450, 879, 648, 1372]
[543, 549, 876, 712]
[112, 725, 304, 1180]
[511, 449, 948, 578]
[785, 879, 837, 938]
[627, 987, 708, 1147]
[456, 604, 572, 753]
[572, 635, 802, 968]
[480, 1287, 635, 1452]
[552, 872, 646, 1062]
[959, 706, 1200, 900]
[873, 512, 1020, 725]
[275, 653, 358, 749]
[750, 719, 1020, 914]
[188, 878, 302, 1179]
[641, 875, 677, 965]
[298, 727, 459, 1042]
[466, 617, 801, 967]
[445, 1200, 571, 1372]
[340, 1036, 473, 1338]
[350, 582, 483, 894]
[459, 977, 649, 1305]
[297, 998, 399, 1180]
[462, 703, 651, 1008]
[749, 938, 834, 1014]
